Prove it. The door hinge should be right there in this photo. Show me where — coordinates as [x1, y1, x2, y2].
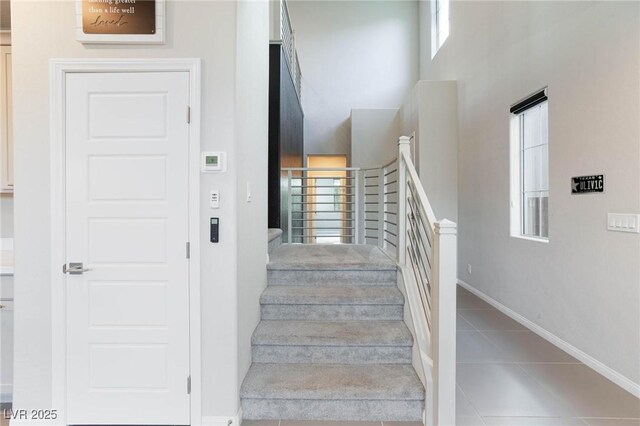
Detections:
[187, 106, 191, 124]
[187, 376, 191, 394]
[186, 242, 191, 259]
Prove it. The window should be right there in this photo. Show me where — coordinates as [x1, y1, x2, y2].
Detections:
[510, 89, 549, 240]
[431, 0, 449, 58]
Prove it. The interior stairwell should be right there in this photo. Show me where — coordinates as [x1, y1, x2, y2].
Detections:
[240, 244, 425, 421]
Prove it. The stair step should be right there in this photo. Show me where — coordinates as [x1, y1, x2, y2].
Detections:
[260, 286, 404, 321]
[268, 244, 397, 271]
[268, 269, 397, 286]
[260, 285, 403, 305]
[251, 320, 413, 364]
[240, 363, 424, 421]
[268, 244, 397, 286]
[253, 320, 412, 346]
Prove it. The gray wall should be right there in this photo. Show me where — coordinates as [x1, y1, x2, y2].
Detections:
[236, 0, 269, 398]
[420, 1, 640, 386]
[399, 80, 458, 223]
[287, 0, 419, 161]
[350, 109, 399, 168]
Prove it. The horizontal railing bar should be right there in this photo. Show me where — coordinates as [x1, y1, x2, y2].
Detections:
[407, 186, 434, 247]
[291, 226, 354, 230]
[384, 229, 398, 237]
[384, 179, 398, 186]
[294, 176, 355, 180]
[294, 218, 354, 222]
[291, 194, 354, 197]
[283, 167, 361, 171]
[408, 221, 432, 273]
[407, 203, 433, 255]
[381, 158, 398, 169]
[383, 211, 397, 215]
[307, 234, 354, 237]
[365, 227, 378, 231]
[384, 191, 398, 195]
[292, 202, 354, 205]
[384, 220, 397, 225]
[401, 151, 437, 226]
[384, 169, 398, 177]
[365, 211, 379, 214]
[294, 185, 354, 189]
[384, 238, 397, 247]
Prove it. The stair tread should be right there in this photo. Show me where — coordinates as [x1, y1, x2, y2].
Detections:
[261, 285, 404, 305]
[240, 363, 424, 401]
[268, 244, 397, 271]
[252, 320, 412, 347]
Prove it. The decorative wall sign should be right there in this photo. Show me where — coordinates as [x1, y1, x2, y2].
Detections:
[571, 175, 604, 194]
[76, 0, 164, 44]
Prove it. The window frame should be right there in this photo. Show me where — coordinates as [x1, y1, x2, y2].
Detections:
[431, 0, 449, 58]
[510, 97, 549, 243]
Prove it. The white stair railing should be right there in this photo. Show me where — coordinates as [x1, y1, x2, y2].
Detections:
[395, 136, 457, 426]
[270, 0, 302, 99]
[281, 136, 457, 425]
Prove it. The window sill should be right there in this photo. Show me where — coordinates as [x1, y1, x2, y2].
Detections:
[511, 234, 549, 244]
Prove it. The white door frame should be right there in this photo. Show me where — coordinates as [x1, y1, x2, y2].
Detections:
[50, 59, 202, 426]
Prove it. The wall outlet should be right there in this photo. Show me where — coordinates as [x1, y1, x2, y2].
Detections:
[467, 264, 472, 275]
[607, 213, 640, 233]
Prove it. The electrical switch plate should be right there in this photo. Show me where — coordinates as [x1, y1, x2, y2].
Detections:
[607, 213, 640, 233]
[210, 190, 220, 209]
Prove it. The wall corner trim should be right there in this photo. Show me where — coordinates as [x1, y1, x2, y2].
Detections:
[458, 279, 640, 399]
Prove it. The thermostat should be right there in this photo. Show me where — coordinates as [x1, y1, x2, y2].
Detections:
[201, 152, 226, 173]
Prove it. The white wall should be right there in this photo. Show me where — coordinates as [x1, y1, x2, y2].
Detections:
[420, 1, 640, 387]
[11, 0, 268, 419]
[287, 0, 419, 160]
[350, 109, 399, 168]
[399, 80, 458, 222]
[235, 0, 269, 396]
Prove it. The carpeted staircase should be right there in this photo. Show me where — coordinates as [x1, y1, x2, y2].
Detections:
[240, 244, 425, 421]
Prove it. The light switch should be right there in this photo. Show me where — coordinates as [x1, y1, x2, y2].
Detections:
[210, 190, 220, 209]
[607, 213, 640, 233]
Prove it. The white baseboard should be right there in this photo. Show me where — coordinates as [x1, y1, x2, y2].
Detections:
[202, 408, 242, 426]
[458, 279, 640, 399]
[0, 383, 12, 403]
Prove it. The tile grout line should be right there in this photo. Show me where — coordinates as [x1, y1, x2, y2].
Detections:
[456, 293, 496, 425]
[512, 361, 582, 419]
[456, 383, 487, 425]
[458, 288, 577, 424]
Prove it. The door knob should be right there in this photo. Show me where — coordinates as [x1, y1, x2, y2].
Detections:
[63, 262, 90, 275]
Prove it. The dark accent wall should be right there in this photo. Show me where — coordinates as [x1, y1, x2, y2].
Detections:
[268, 44, 304, 236]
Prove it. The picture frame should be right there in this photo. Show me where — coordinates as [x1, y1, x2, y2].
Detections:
[76, 0, 165, 44]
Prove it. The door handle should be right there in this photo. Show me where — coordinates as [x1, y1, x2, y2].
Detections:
[63, 262, 90, 275]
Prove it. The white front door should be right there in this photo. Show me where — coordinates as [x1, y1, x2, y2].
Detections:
[64, 71, 191, 425]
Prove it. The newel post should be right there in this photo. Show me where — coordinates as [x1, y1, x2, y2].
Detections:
[432, 219, 457, 426]
[397, 136, 411, 264]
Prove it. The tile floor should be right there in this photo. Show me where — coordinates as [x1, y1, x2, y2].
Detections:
[1, 287, 637, 426]
[243, 286, 640, 426]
